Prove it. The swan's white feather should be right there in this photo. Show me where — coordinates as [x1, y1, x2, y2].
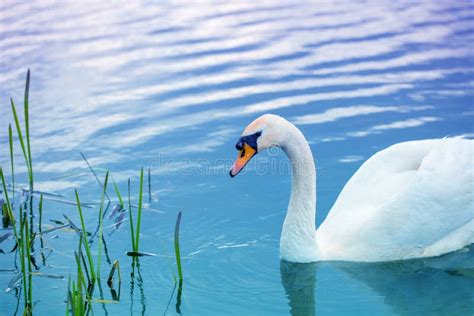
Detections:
[316, 138, 474, 261]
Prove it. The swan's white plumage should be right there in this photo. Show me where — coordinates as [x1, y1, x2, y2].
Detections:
[236, 114, 474, 262]
[316, 138, 474, 261]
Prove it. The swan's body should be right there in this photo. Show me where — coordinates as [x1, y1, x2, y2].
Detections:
[230, 114, 474, 262]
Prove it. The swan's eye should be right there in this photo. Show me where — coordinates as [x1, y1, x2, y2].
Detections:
[236, 141, 243, 150]
[235, 131, 261, 152]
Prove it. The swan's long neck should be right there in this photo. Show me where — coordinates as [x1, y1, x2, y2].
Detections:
[279, 122, 319, 262]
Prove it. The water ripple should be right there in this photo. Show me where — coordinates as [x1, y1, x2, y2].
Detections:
[1, 4, 473, 314]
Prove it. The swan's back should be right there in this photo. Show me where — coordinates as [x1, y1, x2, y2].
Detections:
[317, 138, 474, 262]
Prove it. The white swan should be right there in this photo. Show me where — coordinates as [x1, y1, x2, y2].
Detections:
[229, 114, 474, 262]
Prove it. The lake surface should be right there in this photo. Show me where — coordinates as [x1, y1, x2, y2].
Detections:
[1, 1, 473, 315]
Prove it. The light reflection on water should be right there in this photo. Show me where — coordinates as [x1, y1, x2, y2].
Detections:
[0, 1, 473, 315]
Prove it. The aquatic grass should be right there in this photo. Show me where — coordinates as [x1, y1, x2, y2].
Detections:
[97, 172, 109, 279]
[112, 179, 124, 207]
[1, 175, 13, 226]
[68, 278, 85, 316]
[2, 202, 10, 228]
[66, 276, 72, 316]
[24, 210, 33, 312]
[75, 189, 96, 282]
[18, 210, 28, 312]
[1, 168, 32, 315]
[80, 252, 91, 285]
[8, 124, 14, 203]
[38, 194, 47, 264]
[24, 70, 33, 191]
[10, 99, 30, 188]
[68, 256, 85, 315]
[126, 168, 145, 256]
[0, 169, 18, 241]
[2, 71, 189, 314]
[135, 168, 144, 252]
[10, 70, 33, 190]
[17, 208, 33, 315]
[174, 211, 183, 281]
[1, 168, 23, 260]
[127, 179, 135, 253]
[75, 236, 88, 288]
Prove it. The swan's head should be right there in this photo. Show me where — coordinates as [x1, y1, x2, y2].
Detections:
[230, 114, 288, 177]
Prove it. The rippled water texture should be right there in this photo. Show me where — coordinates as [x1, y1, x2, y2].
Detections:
[1, 1, 473, 315]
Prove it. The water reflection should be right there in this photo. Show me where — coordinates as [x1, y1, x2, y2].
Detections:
[129, 259, 146, 315]
[281, 246, 474, 315]
[280, 261, 317, 316]
[163, 279, 184, 316]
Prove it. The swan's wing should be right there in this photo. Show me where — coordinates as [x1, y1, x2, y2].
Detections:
[317, 138, 474, 261]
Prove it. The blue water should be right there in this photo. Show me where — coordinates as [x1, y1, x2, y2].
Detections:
[1, 1, 474, 315]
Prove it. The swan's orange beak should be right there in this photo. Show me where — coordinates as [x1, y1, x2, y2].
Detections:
[230, 143, 256, 177]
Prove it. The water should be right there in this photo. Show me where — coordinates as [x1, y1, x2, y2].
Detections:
[1, 1, 473, 315]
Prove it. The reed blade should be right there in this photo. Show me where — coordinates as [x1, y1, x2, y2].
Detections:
[112, 179, 124, 207]
[8, 124, 14, 203]
[24, 69, 33, 190]
[0, 168, 17, 236]
[24, 216, 33, 308]
[97, 172, 109, 279]
[75, 189, 96, 282]
[134, 168, 144, 252]
[19, 209, 28, 312]
[174, 211, 183, 281]
[10, 98, 29, 179]
[127, 179, 135, 252]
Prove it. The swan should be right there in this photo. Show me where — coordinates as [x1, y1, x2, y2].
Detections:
[229, 114, 474, 263]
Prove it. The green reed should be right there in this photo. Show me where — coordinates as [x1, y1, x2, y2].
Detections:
[97, 172, 109, 279]
[8, 124, 14, 202]
[1, 168, 31, 313]
[112, 178, 124, 208]
[23, 210, 33, 312]
[127, 179, 135, 252]
[24, 70, 33, 190]
[4, 71, 35, 313]
[10, 70, 33, 191]
[67, 237, 87, 315]
[126, 168, 145, 254]
[19, 209, 30, 314]
[174, 211, 183, 281]
[135, 168, 144, 252]
[75, 189, 96, 282]
[1, 70, 189, 314]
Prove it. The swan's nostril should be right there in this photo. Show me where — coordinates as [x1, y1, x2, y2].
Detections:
[240, 147, 246, 158]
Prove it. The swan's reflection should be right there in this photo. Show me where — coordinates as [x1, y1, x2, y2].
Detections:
[280, 260, 317, 316]
[281, 246, 474, 315]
